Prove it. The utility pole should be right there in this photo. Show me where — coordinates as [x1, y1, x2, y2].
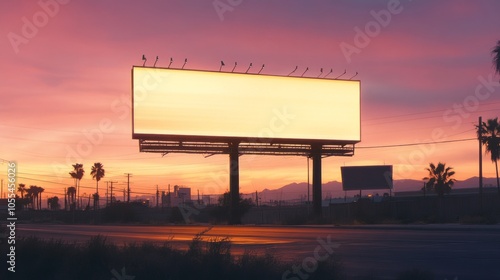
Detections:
[156, 185, 159, 208]
[307, 157, 310, 205]
[107, 181, 117, 206]
[255, 190, 258, 207]
[124, 173, 132, 203]
[110, 182, 113, 205]
[168, 184, 171, 207]
[106, 181, 109, 206]
[479, 116, 483, 211]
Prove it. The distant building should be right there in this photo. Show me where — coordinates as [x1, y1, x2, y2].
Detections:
[161, 185, 191, 207]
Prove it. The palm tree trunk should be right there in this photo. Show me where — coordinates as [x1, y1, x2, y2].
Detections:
[74, 178, 77, 209]
[496, 160, 500, 195]
[77, 181, 80, 210]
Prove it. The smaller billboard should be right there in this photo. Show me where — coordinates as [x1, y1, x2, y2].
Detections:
[341, 165, 393, 191]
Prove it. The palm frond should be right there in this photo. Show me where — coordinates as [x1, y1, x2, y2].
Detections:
[493, 40, 500, 75]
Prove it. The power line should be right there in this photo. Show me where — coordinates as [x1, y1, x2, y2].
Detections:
[365, 100, 500, 123]
[357, 137, 476, 150]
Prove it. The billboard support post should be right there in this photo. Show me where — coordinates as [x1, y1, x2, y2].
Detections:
[312, 144, 322, 218]
[229, 142, 241, 224]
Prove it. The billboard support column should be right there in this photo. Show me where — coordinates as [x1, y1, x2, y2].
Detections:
[312, 144, 322, 218]
[229, 142, 241, 224]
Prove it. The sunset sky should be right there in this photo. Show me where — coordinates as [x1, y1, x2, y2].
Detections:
[1, 0, 499, 202]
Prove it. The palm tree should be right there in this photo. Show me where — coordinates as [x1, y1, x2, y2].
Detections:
[478, 117, 500, 194]
[31, 185, 38, 210]
[17, 183, 26, 198]
[92, 193, 100, 210]
[37, 186, 44, 210]
[48, 196, 60, 210]
[423, 162, 456, 197]
[67, 186, 77, 210]
[17, 183, 26, 210]
[25, 186, 34, 210]
[90, 162, 105, 209]
[69, 163, 85, 209]
[478, 118, 500, 193]
[28, 185, 45, 210]
[493, 40, 500, 75]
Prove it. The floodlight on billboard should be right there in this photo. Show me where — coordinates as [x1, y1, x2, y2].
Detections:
[132, 66, 360, 145]
[341, 165, 393, 191]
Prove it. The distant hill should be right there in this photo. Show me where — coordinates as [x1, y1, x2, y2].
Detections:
[255, 177, 498, 202]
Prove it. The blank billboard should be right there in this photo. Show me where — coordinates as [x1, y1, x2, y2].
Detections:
[132, 67, 360, 144]
[341, 165, 393, 191]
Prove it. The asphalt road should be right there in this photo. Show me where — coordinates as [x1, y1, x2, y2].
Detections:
[17, 224, 500, 279]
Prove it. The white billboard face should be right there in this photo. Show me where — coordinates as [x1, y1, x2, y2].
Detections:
[132, 67, 360, 144]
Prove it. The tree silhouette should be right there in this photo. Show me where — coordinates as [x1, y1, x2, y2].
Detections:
[90, 162, 105, 210]
[493, 40, 500, 75]
[478, 117, 500, 194]
[37, 186, 44, 210]
[48, 196, 60, 210]
[26, 185, 44, 210]
[67, 186, 77, 210]
[27, 185, 38, 210]
[423, 162, 456, 197]
[17, 183, 26, 210]
[92, 193, 100, 210]
[69, 163, 84, 209]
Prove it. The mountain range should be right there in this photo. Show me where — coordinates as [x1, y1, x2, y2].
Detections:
[255, 177, 499, 202]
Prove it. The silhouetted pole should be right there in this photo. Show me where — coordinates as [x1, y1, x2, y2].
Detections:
[125, 173, 132, 202]
[106, 181, 109, 206]
[110, 182, 113, 206]
[64, 187, 67, 211]
[479, 116, 483, 211]
[156, 185, 159, 208]
[307, 157, 310, 205]
[168, 184, 171, 207]
[255, 190, 258, 207]
[107, 181, 117, 206]
[229, 142, 241, 224]
[312, 144, 322, 218]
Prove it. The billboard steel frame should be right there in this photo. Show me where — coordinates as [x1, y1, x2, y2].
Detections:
[138, 139, 355, 157]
